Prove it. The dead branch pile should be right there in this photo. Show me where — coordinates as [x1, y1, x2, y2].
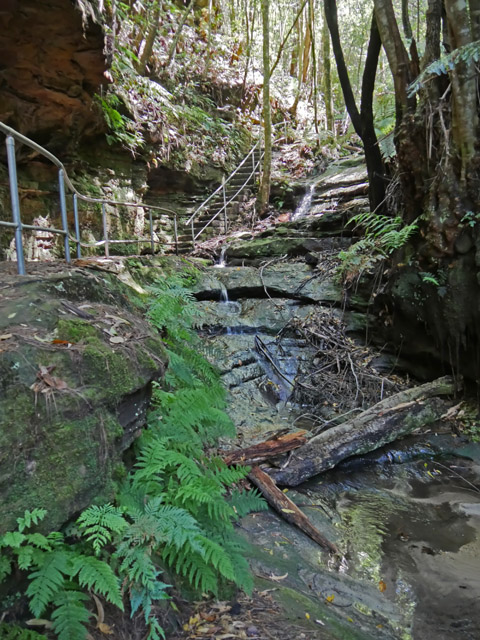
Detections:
[281, 308, 405, 416]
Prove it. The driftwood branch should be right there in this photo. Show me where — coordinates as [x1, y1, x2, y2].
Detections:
[223, 430, 307, 466]
[248, 465, 339, 554]
[266, 376, 458, 486]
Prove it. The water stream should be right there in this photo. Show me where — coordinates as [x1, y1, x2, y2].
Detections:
[195, 264, 480, 640]
[291, 184, 315, 221]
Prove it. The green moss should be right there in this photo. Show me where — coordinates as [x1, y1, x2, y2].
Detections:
[57, 318, 99, 342]
[83, 342, 142, 402]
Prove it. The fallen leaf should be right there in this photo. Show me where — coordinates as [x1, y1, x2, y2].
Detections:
[8, 312, 16, 318]
[305, 613, 310, 620]
[326, 594, 335, 603]
[281, 508, 295, 513]
[315, 619, 325, 626]
[0, 333, 12, 341]
[26, 619, 53, 629]
[379, 580, 386, 593]
[52, 339, 73, 345]
[269, 572, 288, 581]
[109, 336, 125, 344]
[97, 621, 113, 635]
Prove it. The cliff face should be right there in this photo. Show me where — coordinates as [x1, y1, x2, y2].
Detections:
[0, 0, 106, 149]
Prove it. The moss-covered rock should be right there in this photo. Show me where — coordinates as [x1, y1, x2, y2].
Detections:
[0, 263, 169, 532]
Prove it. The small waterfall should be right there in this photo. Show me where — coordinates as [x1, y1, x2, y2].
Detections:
[291, 184, 315, 221]
[220, 284, 229, 303]
[213, 244, 229, 268]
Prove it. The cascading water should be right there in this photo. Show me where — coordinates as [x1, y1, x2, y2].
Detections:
[213, 244, 229, 268]
[290, 184, 315, 221]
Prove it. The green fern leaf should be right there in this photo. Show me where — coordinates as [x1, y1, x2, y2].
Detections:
[0, 622, 47, 640]
[0, 553, 12, 581]
[26, 551, 70, 617]
[16, 509, 47, 533]
[50, 590, 91, 640]
[77, 504, 128, 554]
[70, 555, 124, 610]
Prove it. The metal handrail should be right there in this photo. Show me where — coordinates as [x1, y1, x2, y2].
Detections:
[185, 120, 287, 246]
[0, 121, 179, 274]
[193, 152, 263, 242]
[185, 139, 261, 227]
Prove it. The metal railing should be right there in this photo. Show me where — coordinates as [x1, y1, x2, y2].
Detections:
[0, 121, 178, 275]
[184, 120, 288, 248]
[185, 140, 262, 247]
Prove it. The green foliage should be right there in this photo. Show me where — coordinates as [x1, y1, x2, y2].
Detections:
[419, 271, 440, 286]
[409, 40, 480, 95]
[0, 277, 265, 639]
[0, 623, 47, 640]
[0, 510, 122, 640]
[338, 211, 418, 283]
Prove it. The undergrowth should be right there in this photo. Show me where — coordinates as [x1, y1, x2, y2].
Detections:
[0, 273, 266, 640]
[337, 210, 418, 284]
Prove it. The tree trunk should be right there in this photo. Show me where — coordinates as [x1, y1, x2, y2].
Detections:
[259, 0, 272, 212]
[321, 8, 334, 134]
[266, 377, 456, 486]
[165, 0, 195, 68]
[324, 0, 385, 211]
[136, 1, 161, 75]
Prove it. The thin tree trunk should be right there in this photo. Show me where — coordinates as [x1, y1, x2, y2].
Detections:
[270, 0, 308, 76]
[444, 0, 477, 175]
[322, 9, 334, 133]
[360, 15, 386, 212]
[165, 0, 195, 68]
[204, 0, 214, 74]
[309, 0, 319, 133]
[136, 1, 161, 75]
[301, 19, 311, 83]
[259, 0, 272, 212]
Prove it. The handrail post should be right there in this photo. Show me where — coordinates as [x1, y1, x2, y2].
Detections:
[191, 216, 195, 249]
[58, 169, 71, 263]
[174, 214, 178, 255]
[73, 194, 81, 258]
[102, 202, 109, 258]
[222, 177, 227, 234]
[148, 209, 154, 254]
[252, 145, 256, 183]
[5, 135, 26, 275]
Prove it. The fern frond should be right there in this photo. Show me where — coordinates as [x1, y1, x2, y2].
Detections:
[229, 488, 267, 518]
[70, 555, 123, 609]
[0, 622, 47, 640]
[0, 553, 12, 581]
[77, 504, 128, 554]
[26, 551, 70, 617]
[50, 590, 91, 640]
[16, 509, 47, 533]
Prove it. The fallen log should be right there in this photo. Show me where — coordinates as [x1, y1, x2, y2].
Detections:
[266, 376, 458, 486]
[247, 465, 339, 554]
[223, 430, 307, 466]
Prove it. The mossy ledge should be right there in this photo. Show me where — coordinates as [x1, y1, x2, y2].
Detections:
[0, 258, 188, 532]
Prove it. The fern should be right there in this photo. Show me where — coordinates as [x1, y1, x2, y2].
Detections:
[16, 509, 47, 533]
[409, 39, 480, 96]
[50, 590, 91, 640]
[26, 550, 70, 617]
[77, 504, 128, 554]
[0, 623, 47, 640]
[70, 555, 123, 609]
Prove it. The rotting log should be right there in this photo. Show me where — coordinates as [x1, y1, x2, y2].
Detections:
[248, 465, 339, 554]
[223, 430, 307, 466]
[266, 376, 458, 486]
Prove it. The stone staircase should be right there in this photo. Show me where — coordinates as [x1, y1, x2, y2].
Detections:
[175, 148, 261, 253]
